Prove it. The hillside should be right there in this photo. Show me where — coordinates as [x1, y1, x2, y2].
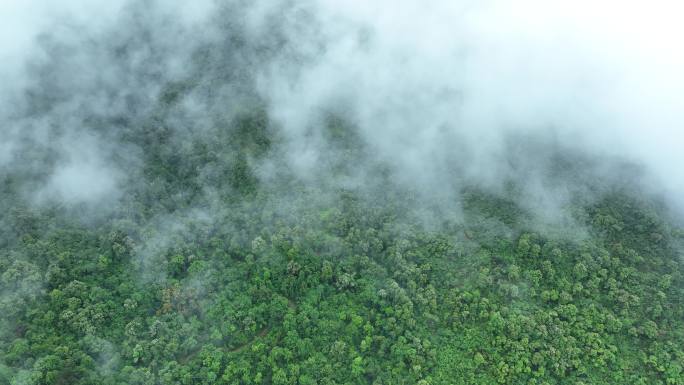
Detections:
[1, 2, 684, 385]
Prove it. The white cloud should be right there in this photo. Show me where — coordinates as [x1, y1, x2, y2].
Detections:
[256, 0, 684, 209]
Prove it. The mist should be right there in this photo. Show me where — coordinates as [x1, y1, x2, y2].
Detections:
[255, 0, 684, 214]
[1, 0, 682, 219]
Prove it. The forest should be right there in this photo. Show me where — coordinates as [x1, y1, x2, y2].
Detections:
[1, 1, 684, 385]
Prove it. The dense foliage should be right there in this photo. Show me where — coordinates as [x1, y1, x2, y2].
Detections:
[2, 108, 684, 385]
[1, 4, 684, 384]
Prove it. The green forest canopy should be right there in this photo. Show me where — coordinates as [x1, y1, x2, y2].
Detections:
[0, 4, 683, 384]
[1, 105, 683, 385]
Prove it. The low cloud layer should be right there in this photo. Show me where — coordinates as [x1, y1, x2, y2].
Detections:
[1, 0, 682, 218]
[257, 0, 684, 209]
[1, 0, 216, 209]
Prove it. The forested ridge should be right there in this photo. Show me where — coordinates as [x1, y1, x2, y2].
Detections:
[2, 106, 684, 385]
[1, 2, 684, 385]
